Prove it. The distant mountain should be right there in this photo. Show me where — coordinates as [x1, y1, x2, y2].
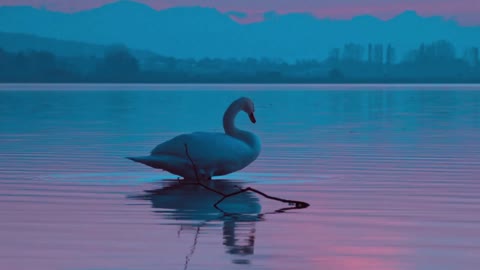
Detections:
[1, 1, 480, 60]
[0, 31, 107, 57]
[0, 31, 158, 59]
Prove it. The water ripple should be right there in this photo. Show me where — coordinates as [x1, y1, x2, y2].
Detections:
[1, 88, 480, 270]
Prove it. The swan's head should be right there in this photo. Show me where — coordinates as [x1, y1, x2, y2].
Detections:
[238, 97, 256, 124]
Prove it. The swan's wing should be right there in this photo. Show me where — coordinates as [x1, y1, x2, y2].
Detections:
[150, 132, 253, 170]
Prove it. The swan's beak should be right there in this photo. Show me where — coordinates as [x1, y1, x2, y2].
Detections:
[249, 112, 256, 124]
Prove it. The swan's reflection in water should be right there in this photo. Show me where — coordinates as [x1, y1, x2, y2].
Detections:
[131, 179, 263, 266]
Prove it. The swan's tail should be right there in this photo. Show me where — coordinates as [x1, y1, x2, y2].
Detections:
[126, 155, 193, 178]
[128, 155, 217, 181]
[126, 156, 170, 170]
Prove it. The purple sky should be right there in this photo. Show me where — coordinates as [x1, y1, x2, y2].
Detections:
[0, 0, 479, 25]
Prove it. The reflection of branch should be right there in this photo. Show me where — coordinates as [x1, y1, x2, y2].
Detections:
[183, 144, 310, 213]
[183, 226, 200, 270]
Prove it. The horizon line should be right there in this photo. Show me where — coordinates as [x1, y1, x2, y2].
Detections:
[2, 83, 480, 92]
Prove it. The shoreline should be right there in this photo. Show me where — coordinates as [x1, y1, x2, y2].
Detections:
[1, 83, 480, 91]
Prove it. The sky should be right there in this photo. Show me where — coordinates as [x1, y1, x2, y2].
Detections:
[0, 0, 479, 25]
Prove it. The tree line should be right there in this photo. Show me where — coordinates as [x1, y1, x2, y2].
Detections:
[1, 41, 479, 83]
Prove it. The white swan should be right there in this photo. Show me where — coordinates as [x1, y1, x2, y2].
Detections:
[127, 97, 261, 180]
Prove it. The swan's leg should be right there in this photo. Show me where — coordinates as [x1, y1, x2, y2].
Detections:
[198, 169, 212, 181]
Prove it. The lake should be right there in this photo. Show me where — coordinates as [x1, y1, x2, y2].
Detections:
[1, 84, 480, 270]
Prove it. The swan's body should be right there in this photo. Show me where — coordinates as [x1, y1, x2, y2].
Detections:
[127, 97, 261, 180]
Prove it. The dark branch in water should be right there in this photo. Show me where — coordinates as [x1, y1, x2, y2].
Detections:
[213, 187, 309, 209]
[183, 144, 310, 213]
[184, 143, 200, 182]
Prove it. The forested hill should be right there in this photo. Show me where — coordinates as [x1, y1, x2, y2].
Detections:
[1, 37, 479, 83]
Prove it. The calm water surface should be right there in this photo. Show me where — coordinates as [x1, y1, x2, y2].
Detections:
[1, 85, 480, 270]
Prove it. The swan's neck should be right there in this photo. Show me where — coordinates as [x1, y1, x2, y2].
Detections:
[223, 100, 261, 154]
[223, 101, 242, 136]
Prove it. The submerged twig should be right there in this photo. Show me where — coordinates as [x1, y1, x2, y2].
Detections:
[214, 187, 309, 209]
[182, 144, 310, 213]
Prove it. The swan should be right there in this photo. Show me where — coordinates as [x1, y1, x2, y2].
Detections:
[127, 97, 261, 180]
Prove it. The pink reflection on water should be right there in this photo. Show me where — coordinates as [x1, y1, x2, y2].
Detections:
[0, 183, 189, 270]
